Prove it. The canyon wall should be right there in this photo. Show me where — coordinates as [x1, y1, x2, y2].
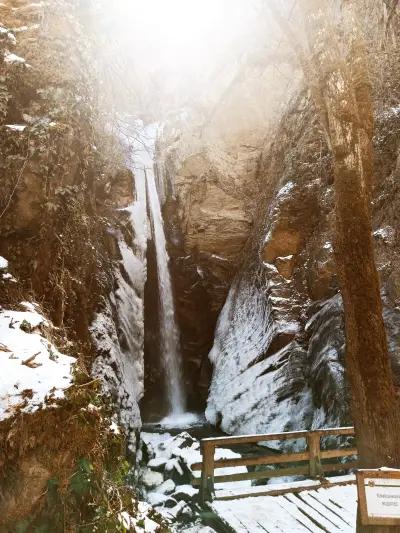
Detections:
[205, 93, 400, 436]
[160, 73, 400, 434]
[0, 1, 148, 527]
[157, 125, 260, 402]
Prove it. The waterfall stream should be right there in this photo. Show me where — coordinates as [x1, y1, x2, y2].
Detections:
[132, 122, 186, 416]
[147, 169, 186, 415]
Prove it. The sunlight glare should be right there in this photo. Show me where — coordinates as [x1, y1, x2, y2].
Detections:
[118, 0, 243, 72]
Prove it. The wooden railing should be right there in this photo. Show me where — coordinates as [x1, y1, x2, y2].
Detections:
[191, 426, 357, 504]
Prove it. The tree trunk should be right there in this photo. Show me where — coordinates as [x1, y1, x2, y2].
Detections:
[270, 0, 400, 530]
[302, 2, 400, 531]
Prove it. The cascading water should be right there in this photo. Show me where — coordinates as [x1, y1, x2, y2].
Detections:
[146, 170, 186, 415]
[128, 120, 186, 416]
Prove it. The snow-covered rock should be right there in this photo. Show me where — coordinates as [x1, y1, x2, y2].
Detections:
[172, 485, 198, 502]
[0, 305, 75, 420]
[4, 52, 26, 65]
[148, 457, 168, 471]
[91, 131, 148, 442]
[139, 429, 252, 529]
[146, 491, 169, 507]
[156, 479, 176, 495]
[142, 469, 164, 489]
[118, 500, 162, 532]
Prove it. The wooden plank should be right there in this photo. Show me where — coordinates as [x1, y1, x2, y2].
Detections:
[212, 496, 316, 533]
[275, 495, 326, 532]
[285, 492, 343, 531]
[215, 479, 323, 500]
[296, 491, 353, 531]
[213, 475, 356, 500]
[192, 453, 357, 473]
[320, 448, 358, 460]
[322, 484, 358, 516]
[321, 461, 359, 473]
[307, 433, 322, 477]
[310, 489, 355, 526]
[212, 451, 309, 470]
[210, 481, 358, 533]
[213, 465, 310, 484]
[192, 465, 310, 486]
[200, 441, 215, 504]
[230, 506, 276, 533]
[201, 426, 354, 447]
[210, 506, 249, 532]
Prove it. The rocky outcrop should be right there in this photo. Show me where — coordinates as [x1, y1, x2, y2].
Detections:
[159, 127, 260, 312]
[205, 91, 400, 437]
[0, 1, 149, 528]
[156, 115, 263, 402]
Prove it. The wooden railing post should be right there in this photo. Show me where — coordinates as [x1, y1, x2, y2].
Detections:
[307, 432, 323, 477]
[200, 441, 215, 505]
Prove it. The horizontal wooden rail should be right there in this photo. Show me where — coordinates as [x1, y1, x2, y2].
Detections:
[192, 451, 310, 471]
[196, 426, 357, 504]
[320, 447, 358, 459]
[200, 426, 355, 447]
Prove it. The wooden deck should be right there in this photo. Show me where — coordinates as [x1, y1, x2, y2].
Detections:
[210, 476, 357, 532]
[193, 427, 358, 532]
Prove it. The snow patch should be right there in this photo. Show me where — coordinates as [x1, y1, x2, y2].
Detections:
[5, 124, 26, 132]
[0, 26, 16, 45]
[4, 52, 26, 64]
[277, 181, 295, 198]
[118, 501, 161, 532]
[373, 225, 395, 245]
[0, 306, 75, 420]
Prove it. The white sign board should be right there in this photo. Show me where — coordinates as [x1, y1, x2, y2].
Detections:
[357, 469, 400, 526]
[365, 477, 400, 518]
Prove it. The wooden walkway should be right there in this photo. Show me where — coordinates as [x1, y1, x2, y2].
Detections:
[210, 476, 357, 532]
[192, 427, 358, 532]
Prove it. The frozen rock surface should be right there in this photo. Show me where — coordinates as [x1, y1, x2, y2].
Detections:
[205, 97, 400, 439]
[91, 132, 148, 439]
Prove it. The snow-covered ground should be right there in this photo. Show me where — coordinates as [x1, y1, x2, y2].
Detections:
[211, 479, 357, 532]
[139, 430, 250, 529]
[0, 300, 75, 420]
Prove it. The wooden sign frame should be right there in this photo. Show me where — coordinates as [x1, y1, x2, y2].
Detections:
[357, 469, 400, 526]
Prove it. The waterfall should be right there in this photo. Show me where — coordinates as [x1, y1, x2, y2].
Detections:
[147, 170, 186, 415]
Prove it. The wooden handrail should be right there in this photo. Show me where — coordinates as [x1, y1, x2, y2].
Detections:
[196, 426, 357, 504]
[200, 426, 355, 447]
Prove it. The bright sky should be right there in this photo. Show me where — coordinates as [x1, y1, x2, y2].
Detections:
[110, 0, 264, 75]
[95, 0, 283, 117]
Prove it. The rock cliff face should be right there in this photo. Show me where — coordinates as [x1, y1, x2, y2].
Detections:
[0, 0, 147, 431]
[205, 93, 400, 436]
[0, 1, 148, 527]
[157, 116, 263, 401]
[158, 78, 400, 431]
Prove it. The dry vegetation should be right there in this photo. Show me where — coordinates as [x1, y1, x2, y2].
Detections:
[0, 1, 157, 530]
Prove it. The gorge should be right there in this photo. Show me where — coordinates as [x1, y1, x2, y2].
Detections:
[0, 0, 400, 532]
